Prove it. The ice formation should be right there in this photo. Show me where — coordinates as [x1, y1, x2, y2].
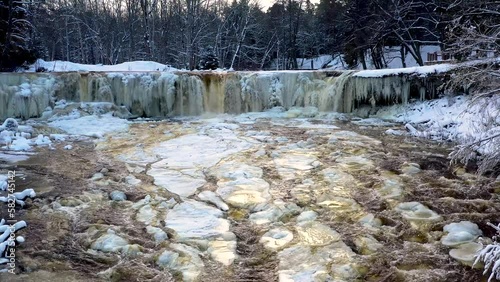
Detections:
[0, 68, 447, 119]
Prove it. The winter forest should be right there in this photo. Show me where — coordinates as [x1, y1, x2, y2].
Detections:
[0, 0, 498, 71]
[1, 0, 500, 281]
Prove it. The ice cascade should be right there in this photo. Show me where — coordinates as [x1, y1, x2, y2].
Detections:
[0, 70, 444, 119]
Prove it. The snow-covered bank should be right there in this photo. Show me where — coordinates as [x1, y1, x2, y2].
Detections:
[360, 94, 500, 175]
[353, 64, 452, 78]
[293, 45, 443, 70]
[29, 59, 177, 72]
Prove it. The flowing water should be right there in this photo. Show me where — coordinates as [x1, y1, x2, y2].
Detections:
[1, 109, 497, 282]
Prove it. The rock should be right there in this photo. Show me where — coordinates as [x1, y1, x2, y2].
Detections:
[322, 168, 357, 188]
[378, 177, 403, 200]
[311, 160, 322, 168]
[331, 263, 360, 280]
[260, 228, 294, 250]
[273, 151, 318, 180]
[125, 175, 141, 185]
[207, 240, 237, 266]
[165, 200, 230, 240]
[253, 149, 266, 157]
[278, 242, 356, 282]
[157, 243, 204, 282]
[132, 195, 151, 209]
[216, 178, 271, 210]
[148, 133, 252, 198]
[136, 204, 157, 225]
[91, 230, 129, 253]
[121, 244, 143, 257]
[297, 210, 318, 222]
[290, 183, 314, 206]
[295, 221, 341, 246]
[401, 163, 421, 175]
[60, 197, 83, 207]
[441, 221, 482, 247]
[51, 202, 62, 210]
[146, 226, 168, 244]
[395, 202, 442, 228]
[335, 155, 375, 171]
[100, 168, 109, 174]
[275, 137, 289, 143]
[148, 166, 206, 198]
[358, 213, 382, 229]
[354, 235, 383, 255]
[159, 198, 177, 209]
[157, 250, 179, 268]
[210, 161, 263, 180]
[91, 173, 104, 181]
[449, 242, 483, 266]
[249, 201, 301, 225]
[198, 191, 229, 211]
[444, 221, 482, 236]
[441, 231, 477, 247]
[316, 195, 361, 214]
[109, 190, 127, 201]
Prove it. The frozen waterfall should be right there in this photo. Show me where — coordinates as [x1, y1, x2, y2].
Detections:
[0, 70, 445, 119]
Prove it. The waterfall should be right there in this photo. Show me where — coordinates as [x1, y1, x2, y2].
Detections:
[0, 73, 54, 119]
[0, 70, 445, 120]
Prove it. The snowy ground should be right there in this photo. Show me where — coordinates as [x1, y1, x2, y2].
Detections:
[366, 95, 500, 157]
[294, 45, 443, 70]
[29, 59, 178, 72]
[0, 103, 498, 281]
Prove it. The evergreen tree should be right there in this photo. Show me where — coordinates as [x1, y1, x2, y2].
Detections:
[0, 0, 39, 71]
[198, 46, 219, 70]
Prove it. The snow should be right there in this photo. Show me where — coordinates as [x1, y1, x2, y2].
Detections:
[8, 137, 32, 151]
[288, 46, 444, 71]
[34, 134, 52, 146]
[0, 118, 18, 131]
[297, 55, 337, 70]
[371, 95, 500, 155]
[29, 59, 177, 72]
[353, 64, 452, 78]
[299, 46, 443, 70]
[49, 113, 129, 138]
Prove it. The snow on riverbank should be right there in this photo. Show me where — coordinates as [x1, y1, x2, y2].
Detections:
[367, 95, 500, 170]
[353, 64, 452, 78]
[28, 59, 177, 72]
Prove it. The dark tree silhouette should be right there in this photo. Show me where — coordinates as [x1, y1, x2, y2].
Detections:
[0, 0, 39, 71]
[198, 46, 220, 70]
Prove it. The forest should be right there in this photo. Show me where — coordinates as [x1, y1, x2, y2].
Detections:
[0, 0, 498, 71]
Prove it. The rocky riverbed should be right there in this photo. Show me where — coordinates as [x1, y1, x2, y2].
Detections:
[0, 107, 498, 281]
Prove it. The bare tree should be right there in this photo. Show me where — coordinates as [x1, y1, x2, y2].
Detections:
[445, 0, 500, 176]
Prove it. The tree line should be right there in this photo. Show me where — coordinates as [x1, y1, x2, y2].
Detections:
[0, 0, 498, 71]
